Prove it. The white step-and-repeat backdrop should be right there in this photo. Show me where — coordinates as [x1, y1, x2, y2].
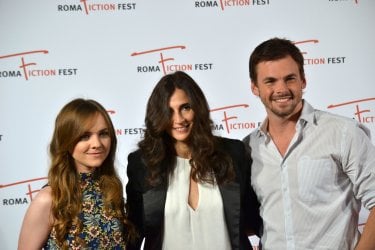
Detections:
[1, 0, 374, 249]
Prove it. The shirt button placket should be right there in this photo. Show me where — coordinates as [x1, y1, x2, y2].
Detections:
[281, 163, 295, 250]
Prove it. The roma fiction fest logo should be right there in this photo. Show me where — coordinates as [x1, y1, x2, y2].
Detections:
[57, 0, 136, 15]
[327, 97, 375, 124]
[116, 127, 144, 136]
[107, 110, 144, 136]
[194, 0, 270, 10]
[210, 104, 261, 134]
[131, 45, 214, 75]
[294, 39, 347, 66]
[0, 177, 47, 206]
[0, 50, 78, 81]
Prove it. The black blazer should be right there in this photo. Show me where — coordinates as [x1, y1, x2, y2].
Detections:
[126, 137, 261, 250]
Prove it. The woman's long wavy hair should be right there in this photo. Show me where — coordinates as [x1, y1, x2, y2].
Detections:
[139, 71, 235, 186]
[47, 98, 134, 248]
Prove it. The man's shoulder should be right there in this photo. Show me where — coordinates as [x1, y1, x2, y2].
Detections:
[242, 129, 260, 144]
[306, 101, 355, 124]
[308, 107, 371, 138]
[314, 109, 362, 127]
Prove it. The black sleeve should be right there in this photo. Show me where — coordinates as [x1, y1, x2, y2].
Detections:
[239, 139, 262, 237]
[125, 151, 145, 250]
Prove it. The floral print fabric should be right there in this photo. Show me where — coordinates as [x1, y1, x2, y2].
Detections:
[44, 172, 126, 249]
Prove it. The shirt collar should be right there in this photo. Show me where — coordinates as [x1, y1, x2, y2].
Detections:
[299, 100, 317, 126]
[256, 99, 317, 138]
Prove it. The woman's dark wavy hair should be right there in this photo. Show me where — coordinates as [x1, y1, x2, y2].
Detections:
[139, 71, 235, 186]
[249, 37, 305, 84]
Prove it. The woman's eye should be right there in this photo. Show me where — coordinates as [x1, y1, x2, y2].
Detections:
[182, 104, 191, 111]
[80, 134, 90, 141]
[99, 131, 110, 137]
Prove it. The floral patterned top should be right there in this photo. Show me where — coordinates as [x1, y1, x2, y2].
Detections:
[44, 172, 126, 249]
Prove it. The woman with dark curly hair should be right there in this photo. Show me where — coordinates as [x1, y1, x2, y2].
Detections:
[126, 71, 261, 250]
[18, 98, 134, 249]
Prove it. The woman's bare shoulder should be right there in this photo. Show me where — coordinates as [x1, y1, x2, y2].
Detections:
[32, 185, 52, 206]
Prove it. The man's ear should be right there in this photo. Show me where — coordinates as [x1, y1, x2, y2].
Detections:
[251, 81, 259, 96]
[302, 78, 307, 90]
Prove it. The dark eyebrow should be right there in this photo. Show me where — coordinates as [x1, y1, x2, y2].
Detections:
[180, 102, 191, 109]
[98, 128, 109, 133]
[284, 73, 297, 79]
[84, 127, 109, 134]
[262, 77, 277, 83]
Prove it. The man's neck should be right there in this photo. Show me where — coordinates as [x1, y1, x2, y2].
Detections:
[267, 101, 304, 135]
[266, 105, 303, 157]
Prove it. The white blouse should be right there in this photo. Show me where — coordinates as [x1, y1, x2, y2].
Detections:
[162, 157, 231, 250]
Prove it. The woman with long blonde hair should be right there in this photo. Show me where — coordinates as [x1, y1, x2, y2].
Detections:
[18, 98, 134, 249]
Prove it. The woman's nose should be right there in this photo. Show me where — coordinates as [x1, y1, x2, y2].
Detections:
[173, 112, 185, 123]
[90, 134, 102, 148]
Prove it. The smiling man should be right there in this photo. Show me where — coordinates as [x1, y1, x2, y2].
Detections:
[243, 37, 375, 250]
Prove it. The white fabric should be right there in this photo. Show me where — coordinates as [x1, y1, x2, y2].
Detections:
[247, 100, 375, 250]
[162, 157, 231, 250]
